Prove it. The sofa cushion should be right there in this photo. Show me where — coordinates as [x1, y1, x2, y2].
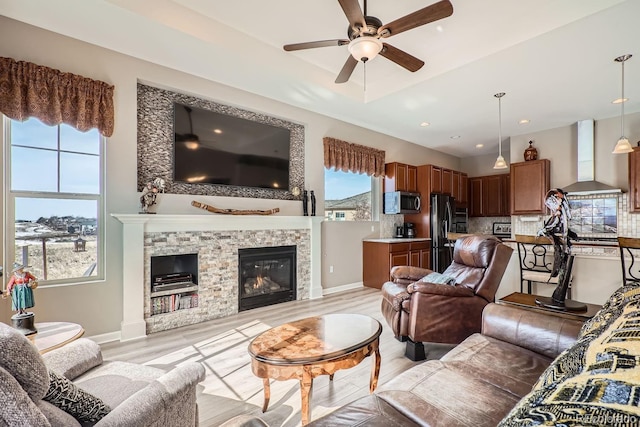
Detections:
[0, 365, 51, 427]
[43, 370, 111, 423]
[74, 361, 167, 409]
[499, 285, 640, 426]
[0, 322, 49, 400]
[307, 394, 419, 427]
[378, 360, 523, 426]
[37, 400, 81, 427]
[442, 333, 553, 397]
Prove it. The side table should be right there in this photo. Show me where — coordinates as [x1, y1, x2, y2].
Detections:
[28, 322, 84, 354]
[497, 292, 602, 322]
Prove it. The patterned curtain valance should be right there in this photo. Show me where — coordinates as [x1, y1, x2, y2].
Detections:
[0, 57, 114, 137]
[323, 137, 385, 177]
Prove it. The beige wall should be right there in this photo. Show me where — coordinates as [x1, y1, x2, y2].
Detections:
[460, 147, 512, 177]
[321, 221, 379, 289]
[0, 17, 459, 334]
[508, 113, 640, 190]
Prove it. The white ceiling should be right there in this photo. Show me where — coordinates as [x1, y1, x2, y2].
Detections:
[2, 0, 638, 157]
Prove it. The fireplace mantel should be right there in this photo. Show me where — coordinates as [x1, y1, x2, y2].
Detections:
[112, 214, 323, 341]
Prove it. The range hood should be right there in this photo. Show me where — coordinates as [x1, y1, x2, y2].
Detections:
[562, 119, 623, 195]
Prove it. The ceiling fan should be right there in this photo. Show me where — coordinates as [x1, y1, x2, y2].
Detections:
[283, 0, 453, 84]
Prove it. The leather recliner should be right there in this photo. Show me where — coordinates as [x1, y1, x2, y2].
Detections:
[381, 235, 513, 360]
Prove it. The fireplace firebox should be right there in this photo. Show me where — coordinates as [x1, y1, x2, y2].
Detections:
[238, 245, 296, 312]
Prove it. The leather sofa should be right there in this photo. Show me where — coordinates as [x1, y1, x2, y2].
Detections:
[308, 302, 583, 426]
[225, 284, 640, 425]
[381, 235, 513, 359]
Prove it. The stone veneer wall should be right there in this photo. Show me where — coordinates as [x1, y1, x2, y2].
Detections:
[143, 228, 310, 333]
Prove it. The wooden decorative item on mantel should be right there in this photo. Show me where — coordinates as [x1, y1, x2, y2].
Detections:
[191, 200, 280, 215]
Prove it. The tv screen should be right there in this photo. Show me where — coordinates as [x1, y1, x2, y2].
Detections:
[173, 102, 291, 190]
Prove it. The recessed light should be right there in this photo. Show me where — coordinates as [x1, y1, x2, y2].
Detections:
[450, 135, 461, 139]
[213, 128, 223, 134]
[436, 25, 444, 33]
[420, 122, 430, 127]
[518, 119, 530, 124]
[475, 144, 484, 148]
[612, 98, 628, 104]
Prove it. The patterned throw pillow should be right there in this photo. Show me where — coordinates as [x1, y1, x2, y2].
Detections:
[43, 370, 111, 423]
[421, 272, 457, 286]
[499, 285, 640, 426]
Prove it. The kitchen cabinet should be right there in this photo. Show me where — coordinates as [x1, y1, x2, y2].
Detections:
[362, 240, 431, 288]
[405, 165, 468, 238]
[469, 174, 510, 217]
[442, 169, 453, 195]
[469, 177, 483, 217]
[459, 173, 469, 207]
[510, 159, 550, 215]
[431, 166, 442, 194]
[384, 162, 418, 193]
[629, 147, 640, 212]
[451, 171, 460, 201]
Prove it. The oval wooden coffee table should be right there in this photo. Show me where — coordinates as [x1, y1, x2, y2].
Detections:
[248, 313, 382, 425]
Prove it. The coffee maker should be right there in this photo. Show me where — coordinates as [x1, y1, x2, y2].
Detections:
[404, 222, 416, 238]
[395, 225, 405, 238]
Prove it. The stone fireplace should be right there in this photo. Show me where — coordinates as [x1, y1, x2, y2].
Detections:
[113, 214, 323, 340]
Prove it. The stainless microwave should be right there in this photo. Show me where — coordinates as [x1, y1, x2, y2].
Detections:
[384, 191, 421, 214]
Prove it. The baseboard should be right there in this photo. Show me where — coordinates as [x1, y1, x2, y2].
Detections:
[323, 282, 363, 296]
[87, 331, 121, 344]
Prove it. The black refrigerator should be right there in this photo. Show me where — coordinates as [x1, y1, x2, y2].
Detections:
[430, 193, 455, 273]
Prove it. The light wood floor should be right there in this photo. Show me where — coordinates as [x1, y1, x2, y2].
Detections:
[101, 287, 450, 426]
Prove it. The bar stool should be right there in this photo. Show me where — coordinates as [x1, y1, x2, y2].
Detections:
[515, 234, 572, 298]
[617, 237, 640, 285]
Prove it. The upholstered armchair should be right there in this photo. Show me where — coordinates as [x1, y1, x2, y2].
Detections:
[381, 235, 513, 360]
[0, 322, 205, 426]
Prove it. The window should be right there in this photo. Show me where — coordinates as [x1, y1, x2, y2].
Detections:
[324, 169, 379, 221]
[4, 117, 104, 284]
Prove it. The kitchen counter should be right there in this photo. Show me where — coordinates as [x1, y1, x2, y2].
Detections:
[502, 238, 619, 248]
[363, 237, 431, 243]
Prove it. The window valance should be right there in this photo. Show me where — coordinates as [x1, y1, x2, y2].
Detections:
[323, 137, 385, 177]
[0, 57, 114, 137]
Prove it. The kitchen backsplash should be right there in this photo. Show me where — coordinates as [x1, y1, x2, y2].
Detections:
[514, 193, 638, 238]
[380, 214, 404, 238]
[468, 216, 511, 235]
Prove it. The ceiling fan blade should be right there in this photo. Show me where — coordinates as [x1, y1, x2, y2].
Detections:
[380, 43, 424, 72]
[335, 55, 358, 84]
[378, 0, 453, 38]
[338, 0, 366, 30]
[284, 39, 350, 51]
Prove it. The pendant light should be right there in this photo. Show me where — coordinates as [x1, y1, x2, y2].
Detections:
[493, 92, 508, 169]
[612, 54, 633, 154]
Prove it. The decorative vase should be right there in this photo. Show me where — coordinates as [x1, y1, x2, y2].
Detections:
[524, 141, 538, 161]
[310, 191, 316, 216]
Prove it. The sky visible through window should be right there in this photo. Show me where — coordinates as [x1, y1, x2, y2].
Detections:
[11, 118, 99, 221]
[324, 168, 371, 200]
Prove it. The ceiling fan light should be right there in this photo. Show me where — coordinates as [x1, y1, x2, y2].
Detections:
[493, 155, 508, 170]
[612, 136, 634, 154]
[348, 36, 383, 62]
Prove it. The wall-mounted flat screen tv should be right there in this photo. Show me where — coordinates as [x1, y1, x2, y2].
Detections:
[173, 102, 291, 190]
